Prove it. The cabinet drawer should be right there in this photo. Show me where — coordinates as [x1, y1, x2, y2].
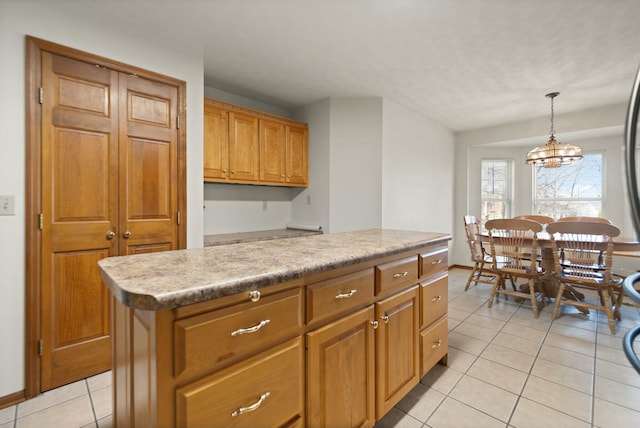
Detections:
[419, 248, 448, 279]
[420, 315, 448, 377]
[306, 268, 374, 325]
[375, 256, 418, 295]
[174, 287, 302, 379]
[176, 337, 303, 428]
[420, 275, 448, 328]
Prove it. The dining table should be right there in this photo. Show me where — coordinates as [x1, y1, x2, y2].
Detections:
[478, 230, 640, 300]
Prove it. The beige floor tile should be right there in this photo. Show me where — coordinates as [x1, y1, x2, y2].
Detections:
[449, 375, 518, 423]
[595, 358, 640, 388]
[491, 331, 542, 356]
[90, 385, 112, 420]
[554, 313, 598, 331]
[530, 358, 593, 394]
[427, 397, 504, 428]
[445, 347, 477, 373]
[448, 307, 472, 321]
[0, 422, 14, 428]
[522, 376, 591, 423]
[449, 294, 488, 313]
[550, 323, 597, 342]
[420, 364, 464, 395]
[97, 415, 112, 428]
[596, 344, 633, 366]
[480, 343, 536, 373]
[500, 322, 547, 343]
[465, 313, 507, 330]
[87, 371, 111, 392]
[544, 332, 595, 357]
[16, 380, 88, 418]
[472, 305, 518, 321]
[374, 408, 423, 428]
[467, 357, 528, 395]
[448, 317, 462, 332]
[452, 321, 499, 342]
[508, 313, 552, 332]
[537, 344, 595, 373]
[595, 332, 623, 349]
[448, 331, 489, 355]
[15, 395, 94, 428]
[0, 406, 15, 425]
[593, 397, 640, 427]
[594, 375, 640, 411]
[596, 322, 629, 337]
[395, 383, 445, 422]
[510, 397, 589, 428]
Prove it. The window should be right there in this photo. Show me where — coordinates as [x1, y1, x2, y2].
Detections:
[481, 159, 513, 226]
[534, 152, 604, 219]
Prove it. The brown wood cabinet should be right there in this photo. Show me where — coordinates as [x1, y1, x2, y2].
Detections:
[204, 97, 308, 187]
[110, 243, 448, 428]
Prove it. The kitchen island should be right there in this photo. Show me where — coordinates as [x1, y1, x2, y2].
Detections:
[99, 228, 451, 428]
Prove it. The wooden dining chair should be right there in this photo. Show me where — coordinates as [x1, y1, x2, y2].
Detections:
[557, 216, 612, 224]
[514, 215, 554, 225]
[463, 215, 495, 291]
[546, 221, 623, 334]
[485, 218, 546, 318]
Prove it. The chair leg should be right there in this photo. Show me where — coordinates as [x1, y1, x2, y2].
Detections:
[464, 262, 480, 291]
[528, 279, 539, 319]
[601, 291, 616, 335]
[552, 283, 566, 321]
[487, 274, 501, 308]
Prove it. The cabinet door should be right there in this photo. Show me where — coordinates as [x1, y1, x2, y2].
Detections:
[229, 111, 259, 181]
[260, 119, 286, 183]
[375, 285, 420, 419]
[307, 306, 375, 428]
[204, 103, 229, 180]
[285, 125, 308, 185]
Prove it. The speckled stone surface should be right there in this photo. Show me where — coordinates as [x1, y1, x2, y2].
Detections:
[98, 228, 451, 311]
[204, 228, 322, 247]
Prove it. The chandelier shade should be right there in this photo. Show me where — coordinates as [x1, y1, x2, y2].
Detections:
[525, 92, 583, 168]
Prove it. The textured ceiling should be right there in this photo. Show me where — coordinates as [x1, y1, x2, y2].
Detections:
[52, 0, 640, 131]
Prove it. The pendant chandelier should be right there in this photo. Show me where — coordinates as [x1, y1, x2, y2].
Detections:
[525, 92, 583, 168]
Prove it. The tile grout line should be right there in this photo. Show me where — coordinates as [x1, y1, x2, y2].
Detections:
[85, 378, 99, 428]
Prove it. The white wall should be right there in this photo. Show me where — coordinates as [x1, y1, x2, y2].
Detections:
[453, 103, 632, 267]
[329, 98, 383, 232]
[291, 99, 332, 230]
[0, 1, 204, 397]
[381, 99, 455, 235]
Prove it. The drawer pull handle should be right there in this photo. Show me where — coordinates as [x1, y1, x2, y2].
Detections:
[393, 271, 408, 278]
[231, 319, 270, 336]
[248, 290, 261, 302]
[431, 295, 442, 302]
[370, 320, 379, 329]
[335, 289, 357, 299]
[231, 392, 270, 417]
[431, 259, 442, 265]
[432, 339, 442, 349]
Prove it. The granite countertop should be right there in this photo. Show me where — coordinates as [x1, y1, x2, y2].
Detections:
[204, 228, 322, 247]
[98, 228, 451, 311]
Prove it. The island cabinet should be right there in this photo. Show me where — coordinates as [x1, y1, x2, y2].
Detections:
[101, 229, 451, 428]
[204, 97, 308, 187]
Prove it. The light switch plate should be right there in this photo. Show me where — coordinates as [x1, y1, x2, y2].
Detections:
[0, 195, 15, 215]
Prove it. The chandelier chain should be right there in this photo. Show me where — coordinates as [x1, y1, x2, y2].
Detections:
[549, 96, 555, 138]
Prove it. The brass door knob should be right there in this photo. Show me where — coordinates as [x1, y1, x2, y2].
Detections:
[123, 231, 132, 238]
[106, 231, 116, 240]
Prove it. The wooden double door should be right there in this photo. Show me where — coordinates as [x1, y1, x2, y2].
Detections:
[27, 37, 186, 393]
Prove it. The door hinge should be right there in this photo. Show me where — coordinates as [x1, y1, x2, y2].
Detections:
[176, 115, 180, 129]
[177, 211, 181, 225]
[38, 213, 44, 230]
[38, 339, 43, 357]
[38, 87, 43, 104]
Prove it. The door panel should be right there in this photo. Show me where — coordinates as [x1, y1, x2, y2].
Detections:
[286, 126, 308, 185]
[260, 119, 286, 183]
[40, 52, 118, 390]
[203, 104, 229, 180]
[119, 74, 178, 256]
[228, 111, 259, 181]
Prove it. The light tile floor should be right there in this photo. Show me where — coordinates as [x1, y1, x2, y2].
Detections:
[1, 268, 639, 428]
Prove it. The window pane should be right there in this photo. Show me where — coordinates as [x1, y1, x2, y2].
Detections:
[534, 152, 604, 218]
[482, 161, 510, 199]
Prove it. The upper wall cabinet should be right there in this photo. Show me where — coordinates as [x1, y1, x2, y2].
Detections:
[204, 98, 308, 187]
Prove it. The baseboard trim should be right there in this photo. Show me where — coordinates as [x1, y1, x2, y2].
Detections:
[0, 390, 25, 410]
[449, 264, 472, 271]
